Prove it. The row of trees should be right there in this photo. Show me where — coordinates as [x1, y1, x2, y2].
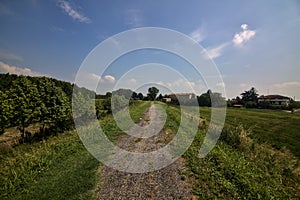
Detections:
[0, 74, 89, 141]
[227, 87, 300, 109]
[101, 87, 226, 107]
[227, 87, 259, 108]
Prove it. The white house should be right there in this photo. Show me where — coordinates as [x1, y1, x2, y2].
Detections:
[169, 93, 196, 102]
[258, 95, 291, 106]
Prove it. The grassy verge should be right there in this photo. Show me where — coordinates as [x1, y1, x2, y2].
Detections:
[0, 100, 151, 200]
[161, 103, 300, 199]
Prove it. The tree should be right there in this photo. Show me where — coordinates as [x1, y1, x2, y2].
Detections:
[131, 91, 138, 99]
[147, 87, 159, 101]
[241, 87, 259, 103]
[198, 90, 212, 106]
[156, 94, 163, 101]
[137, 93, 144, 100]
[0, 91, 12, 134]
[112, 88, 133, 99]
[36, 77, 72, 133]
[9, 76, 40, 138]
[210, 92, 226, 107]
[105, 92, 112, 98]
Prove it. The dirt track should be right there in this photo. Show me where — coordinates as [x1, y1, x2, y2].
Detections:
[95, 103, 191, 199]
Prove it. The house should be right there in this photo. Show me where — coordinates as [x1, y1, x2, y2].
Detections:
[232, 104, 244, 108]
[258, 95, 291, 106]
[169, 93, 196, 102]
[161, 97, 171, 102]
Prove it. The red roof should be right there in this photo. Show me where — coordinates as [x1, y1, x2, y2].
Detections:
[232, 104, 243, 107]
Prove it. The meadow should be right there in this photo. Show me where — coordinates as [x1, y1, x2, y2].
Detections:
[199, 107, 300, 158]
[159, 103, 300, 198]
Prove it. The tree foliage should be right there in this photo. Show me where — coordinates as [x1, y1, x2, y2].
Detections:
[0, 91, 12, 134]
[8, 76, 40, 137]
[0, 74, 74, 139]
[147, 87, 159, 101]
[241, 87, 258, 103]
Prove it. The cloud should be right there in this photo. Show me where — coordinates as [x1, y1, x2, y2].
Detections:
[216, 82, 225, 88]
[157, 79, 206, 94]
[189, 27, 205, 43]
[129, 78, 137, 84]
[104, 75, 115, 83]
[125, 9, 143, 27]
[273, 81, 300, 88]
[0, 61, 43, 76]
[89, 73, 101, 81]
[58, 0, 91, 23]
[233, 24, 256, 46]
[203, 43, 229, 60]
[0, 49, 23, 61]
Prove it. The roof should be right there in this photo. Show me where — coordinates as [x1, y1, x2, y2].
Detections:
[232, 104, 244, 107]
[169, 93, 194, 96]
[258, 95, 290, 100]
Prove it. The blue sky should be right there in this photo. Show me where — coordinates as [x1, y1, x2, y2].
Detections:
[0, 0, 299, 99]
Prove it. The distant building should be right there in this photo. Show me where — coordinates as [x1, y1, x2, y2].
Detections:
[169, 93, 196, 102]
[258, 95, 291, 106]
[161, 97, 171, 103]
[232, 104, 244, 108]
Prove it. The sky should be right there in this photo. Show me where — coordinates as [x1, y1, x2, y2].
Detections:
[0, 0, 299, 99]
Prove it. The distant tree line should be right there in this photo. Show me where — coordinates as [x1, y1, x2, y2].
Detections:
[227, 87, 300, 110]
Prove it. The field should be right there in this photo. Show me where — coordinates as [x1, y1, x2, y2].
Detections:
[1, 101, 299, 199]
[199, 107, 300, 158]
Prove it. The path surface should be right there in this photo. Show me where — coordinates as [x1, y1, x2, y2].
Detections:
[95, 103, 191, 199]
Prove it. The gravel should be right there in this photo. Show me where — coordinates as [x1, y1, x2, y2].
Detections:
[95, 103, 192, 200]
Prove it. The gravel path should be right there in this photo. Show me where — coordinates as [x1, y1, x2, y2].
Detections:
[95, 103, 192, 199]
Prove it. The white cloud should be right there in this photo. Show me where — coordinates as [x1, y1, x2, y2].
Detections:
[0, 49, 23, 61]
[203, 43, 229, 60]
[273, 81, 300, 88]
[58, 0, 91, 23]
[0, 61, 43, 76]
[125, 9, 143, 27]
[239, 83, 249, 88]
[157, 79, 206, 94]
[129, 78, 137, 84]
[104, 75, 115, 83]
[233, 24, 256, 46]
[189, 27, 205, 43]
[89, 73, 101, 81]
[216, 82, 225, 88]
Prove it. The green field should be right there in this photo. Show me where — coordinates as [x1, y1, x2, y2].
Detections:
[160, 103, 300, 199]
[199, 107, 300, 158]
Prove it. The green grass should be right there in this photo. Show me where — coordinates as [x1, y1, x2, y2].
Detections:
[199, 107, 300, 158]
[0, 130, 99, 200]
[0, 100, 151, 200]
[129, 101, 151, 123]
[160, 103, 300, 199]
